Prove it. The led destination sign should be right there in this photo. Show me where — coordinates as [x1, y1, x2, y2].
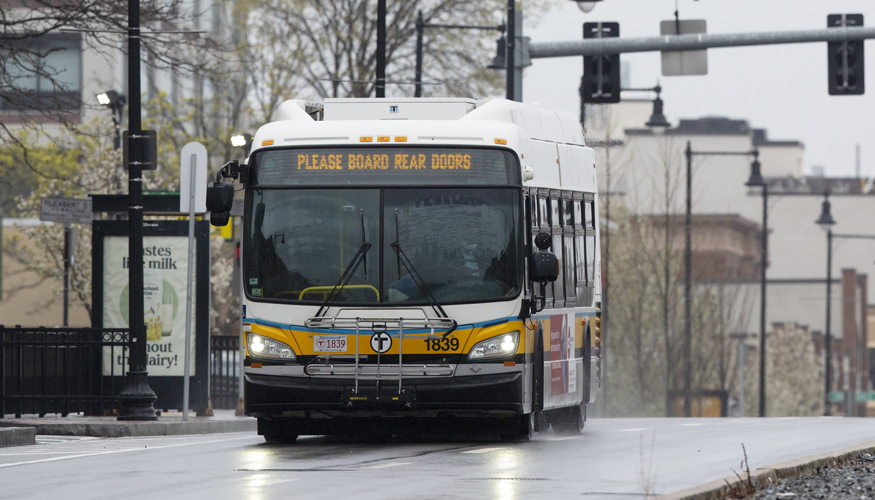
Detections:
[253, 147, 518, 186]
[296, 152, 472, 171]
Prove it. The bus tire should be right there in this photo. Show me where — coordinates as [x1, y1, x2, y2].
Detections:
[551, 403, 585, 434]
[264, 433, 298, 444]
[500, 412, 535, 442]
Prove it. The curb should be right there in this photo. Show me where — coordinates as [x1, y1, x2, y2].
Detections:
[656, 440, 875, 500]
[0, 418, 256, 438]
[0, 427, 37, 447]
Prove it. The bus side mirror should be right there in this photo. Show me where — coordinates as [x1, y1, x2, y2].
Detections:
[529, 233, 559, 283]
[206, 182, 234, 213]
[528, 233, 558, 314]
[210, 210, 231, 227]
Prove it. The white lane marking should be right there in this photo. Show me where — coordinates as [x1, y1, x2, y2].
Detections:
[362, 462, 410, 469]
[546, 435, 583, 441]
[618, 428, 649, 432]
[462, 447, 507, 454]
[0, 435, 254, 469]
[248, 476, 299, 487]
[678, 423, 705, 427]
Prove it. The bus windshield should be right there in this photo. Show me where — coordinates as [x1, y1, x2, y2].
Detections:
[244, 187, 521, 305]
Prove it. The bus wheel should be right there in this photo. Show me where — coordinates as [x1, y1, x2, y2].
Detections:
[552, 403, 585, 434]
[263, 433, 298, 444]
[500, 412, 535, 442]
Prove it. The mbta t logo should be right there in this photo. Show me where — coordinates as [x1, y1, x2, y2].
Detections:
[370, 332, 392, 353]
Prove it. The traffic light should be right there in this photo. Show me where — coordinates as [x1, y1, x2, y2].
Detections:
[581, 22, 620, 104]
[827, 14, 865, 96]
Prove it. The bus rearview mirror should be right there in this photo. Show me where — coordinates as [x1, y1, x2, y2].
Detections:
[206, 182, 234, 213]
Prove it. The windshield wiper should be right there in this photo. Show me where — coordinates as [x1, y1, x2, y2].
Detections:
[390, 209, 457, 337]
[315, 209, 371, 318]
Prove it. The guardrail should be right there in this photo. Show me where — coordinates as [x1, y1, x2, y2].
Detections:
[1, 326, 129, 418]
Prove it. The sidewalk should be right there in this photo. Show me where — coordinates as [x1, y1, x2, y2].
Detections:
[0, 409, 256, 444]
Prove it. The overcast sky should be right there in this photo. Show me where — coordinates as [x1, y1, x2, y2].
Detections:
[522, 0, 875, 177]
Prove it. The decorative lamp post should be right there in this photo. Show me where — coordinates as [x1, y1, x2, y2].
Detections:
[682, 143, 760, 417]
[816, 192, 836, 416]
[744, 151, 768, 417]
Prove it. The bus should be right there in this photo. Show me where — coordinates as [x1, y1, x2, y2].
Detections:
[207, 97, 602, 442]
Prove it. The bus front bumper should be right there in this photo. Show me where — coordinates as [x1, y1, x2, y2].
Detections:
[244, 371, 524, 418]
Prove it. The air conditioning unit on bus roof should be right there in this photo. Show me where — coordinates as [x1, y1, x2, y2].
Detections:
[323, 98, 477, 121]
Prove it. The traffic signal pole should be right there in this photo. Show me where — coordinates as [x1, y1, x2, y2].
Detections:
[499, 15, 875, 101]
[529, 26, 875, 58]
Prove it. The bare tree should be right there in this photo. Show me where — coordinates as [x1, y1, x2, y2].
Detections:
[243, 0, 553, 122]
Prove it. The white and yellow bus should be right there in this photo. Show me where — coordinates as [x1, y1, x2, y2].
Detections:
[208, 97, 602, 442]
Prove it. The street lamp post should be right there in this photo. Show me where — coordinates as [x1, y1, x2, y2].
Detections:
[414, 10, 505, 98]
[117, 0, 158, 421]
[816, 196, 835, 416]
[744, 152, 768, 418]
[814, 194, 875, 416]
[683, 142, 760, 417]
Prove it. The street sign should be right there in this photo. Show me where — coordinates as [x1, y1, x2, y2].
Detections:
[659, 20, 708, 76]
[40, 197, 92, 225]
[829, 391, 846, 403]
[855, 391, 875, 402]
[179, 142, 208, 213]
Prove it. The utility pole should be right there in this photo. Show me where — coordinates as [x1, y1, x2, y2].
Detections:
[375, 0, 386, 98]
[118, 0, 158, 421]
[505, 0, 515, 101]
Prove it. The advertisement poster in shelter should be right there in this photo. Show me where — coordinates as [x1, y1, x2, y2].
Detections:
[102, 235, 196, 376]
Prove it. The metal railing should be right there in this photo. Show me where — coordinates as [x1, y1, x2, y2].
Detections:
[1, 326, 129, 418]
[210, 335, 240, 409]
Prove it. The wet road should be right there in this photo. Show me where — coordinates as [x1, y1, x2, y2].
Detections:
[1, 417, 873, 500]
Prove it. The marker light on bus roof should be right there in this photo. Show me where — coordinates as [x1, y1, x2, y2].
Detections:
[394, 136, 407, 142]
[494, 138, 507, 145]
[360, 136, 373, 142]
[377, 136, 390, 142]
[262, 140, 274, 146]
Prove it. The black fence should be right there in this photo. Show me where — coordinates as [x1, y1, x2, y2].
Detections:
[210, 336, 240, 410]
[1, 327, 130, 418]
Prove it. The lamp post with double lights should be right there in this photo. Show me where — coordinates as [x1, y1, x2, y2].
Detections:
[682, 143, 761, 417]
[96, 90, 126, 150]
[815, 193, 875, 416]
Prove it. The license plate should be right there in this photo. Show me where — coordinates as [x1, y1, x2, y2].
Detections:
[314, 335, 348, 353]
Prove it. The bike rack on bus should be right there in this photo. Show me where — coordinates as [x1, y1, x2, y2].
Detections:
[304, 317, 456, 396]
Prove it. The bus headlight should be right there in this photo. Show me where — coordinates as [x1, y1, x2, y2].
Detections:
[468, 331, 520, 360]
[247, 334, 296, 360]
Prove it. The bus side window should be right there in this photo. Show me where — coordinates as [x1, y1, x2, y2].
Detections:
[537, 190, 554, 307]
[574, 197, 587, 306]
[527, 189, 539, 300]
[550, 191, 564, 308]
[586, 198, 597, 295]
[563, 195, 576, 307]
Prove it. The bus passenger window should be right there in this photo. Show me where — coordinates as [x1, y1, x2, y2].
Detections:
[539, 197, 550, 227]
[564, 233, 576, 306]
[563, 199, 574, 227]
[552, 232, 564, 307]
[584, 200, 594, 228]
